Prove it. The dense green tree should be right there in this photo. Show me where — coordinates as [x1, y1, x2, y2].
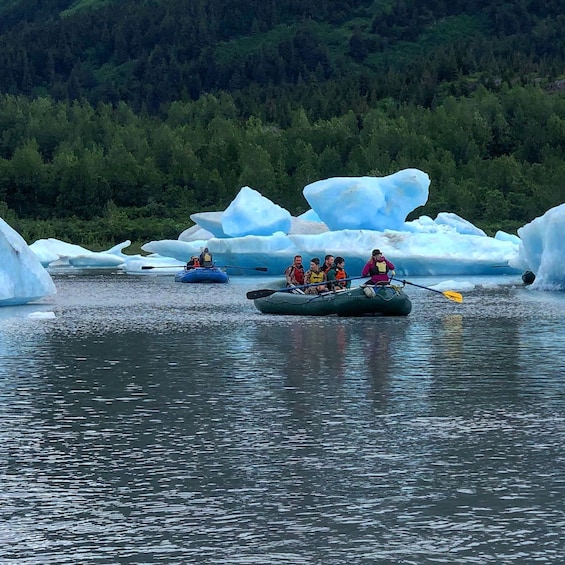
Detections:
[6, 139, 47, 215]
[0, 1, 564, 246]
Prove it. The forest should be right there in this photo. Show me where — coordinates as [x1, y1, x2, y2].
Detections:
[0, 0, 564, 247]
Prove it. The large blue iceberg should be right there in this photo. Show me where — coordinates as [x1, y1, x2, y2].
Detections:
[2, 168, 565, 303]
[141, 169, 522, 279]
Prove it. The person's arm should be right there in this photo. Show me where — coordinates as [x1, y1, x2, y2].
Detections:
[284, 266, 293, 284]
[361, 260, 371, 277]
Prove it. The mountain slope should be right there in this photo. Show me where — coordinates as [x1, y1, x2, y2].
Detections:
[0, 0, 564, 246]
[0, 0, 563, 117]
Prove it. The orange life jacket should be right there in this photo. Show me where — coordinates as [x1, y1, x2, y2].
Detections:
[335, 268, 347, 281]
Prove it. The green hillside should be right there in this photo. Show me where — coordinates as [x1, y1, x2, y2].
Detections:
[0, 0, 564, 247]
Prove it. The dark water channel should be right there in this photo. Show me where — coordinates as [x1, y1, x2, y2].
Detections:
[0, 272, 563, 564]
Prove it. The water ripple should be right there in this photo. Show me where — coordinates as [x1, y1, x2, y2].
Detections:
[1, 274, 564, 563]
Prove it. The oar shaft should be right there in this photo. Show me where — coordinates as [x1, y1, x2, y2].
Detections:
[219, 265, 268, 271]
[391, 277, 463, 302]
[142, 265, 217, 270]
[141, 265, 185, 270]
[246, 275, 366, 299]
[394, 278, 444, 295]
[142, 264, 268, 271]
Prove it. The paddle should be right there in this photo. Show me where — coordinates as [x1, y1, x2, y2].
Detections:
[142, 265, 267, 271]
[246, 276, 365, 299]
[218, 265, 268, 272]
[142, 265, 189, 270]
[391, 278, 463, 303]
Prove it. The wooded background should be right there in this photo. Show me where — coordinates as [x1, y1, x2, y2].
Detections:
[0, 0, 563, 248]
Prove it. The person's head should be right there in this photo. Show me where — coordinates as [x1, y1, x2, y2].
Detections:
[324, 254, 334, 266]
[310, 257, 320, 271]
[372, 249, 383, 259]
[203, 247, 209, 253]
[293, 255, 302, 266]
[191, 256, 197, 261]
[335, 256, 345, 268]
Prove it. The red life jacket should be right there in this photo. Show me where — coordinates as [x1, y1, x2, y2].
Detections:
[291, 265, 305, 285]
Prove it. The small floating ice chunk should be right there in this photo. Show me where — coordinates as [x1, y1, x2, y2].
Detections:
[27, 311, 56, 319]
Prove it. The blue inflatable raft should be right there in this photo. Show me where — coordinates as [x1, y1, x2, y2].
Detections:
[174, 267, 229, 284]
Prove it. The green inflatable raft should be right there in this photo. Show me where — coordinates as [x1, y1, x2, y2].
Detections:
[250, 285, 412, 317]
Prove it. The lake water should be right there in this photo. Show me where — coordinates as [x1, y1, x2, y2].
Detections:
[1, 272, 563, 564]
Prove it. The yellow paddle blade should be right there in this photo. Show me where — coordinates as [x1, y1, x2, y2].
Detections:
[443, 290, 463, 303]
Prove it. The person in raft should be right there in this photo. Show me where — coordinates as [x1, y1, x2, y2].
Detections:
[304, 257, 329, 294]
[284, 255, 305, 287]
[321, 254, 335, 274]
[362, 249, 395, 285]
[326, 256, 350, 290]
[199, 247, 213, 267]
[186, 256, 200, 270]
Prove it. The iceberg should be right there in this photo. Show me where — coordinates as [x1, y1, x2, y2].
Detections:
[0, 218, 56, 306]
[222, 186, 292, 237]
[514, 203, 565, 289]
[140, 169, 520, 277]
[30, 238, 132, 269]
[188, 211, 227, 239]
[303, 168, 430, 231]
[3, 168, 564, 299]
[141, 229, 519, 278]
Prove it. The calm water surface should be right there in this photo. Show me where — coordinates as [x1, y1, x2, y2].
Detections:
[0, 272, 563, 564]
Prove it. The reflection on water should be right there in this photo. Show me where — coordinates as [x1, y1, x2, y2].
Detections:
[0, 274, 564, 563]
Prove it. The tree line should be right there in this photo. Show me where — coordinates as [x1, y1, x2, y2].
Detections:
[0, 0, 564, 247]
[1, 82, 564, 247]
